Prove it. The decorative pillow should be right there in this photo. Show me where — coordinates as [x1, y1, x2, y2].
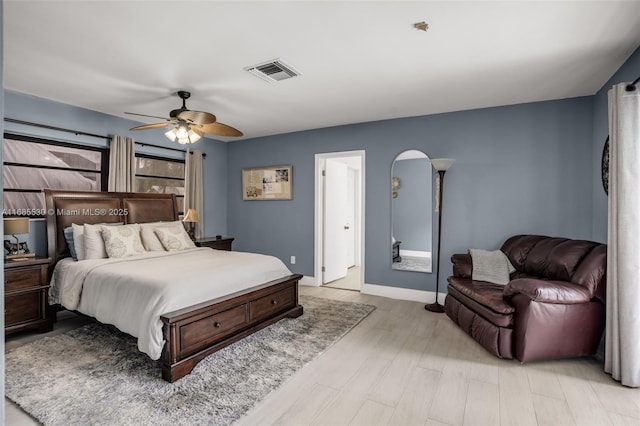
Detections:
[64, 226, 78, 260]
[84, 222, 124, 259]
[100, 224, 145, 258]
[72, 223, 87, 261]
[154, 224, 196, 251]
[139, 221, 183, 251]
[469, 248, 516, 285]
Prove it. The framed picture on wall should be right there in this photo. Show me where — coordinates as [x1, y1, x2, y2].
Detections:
[242, 165, 293, 200]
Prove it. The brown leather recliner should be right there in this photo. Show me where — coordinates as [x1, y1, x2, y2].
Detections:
[444, 235, 606, 362]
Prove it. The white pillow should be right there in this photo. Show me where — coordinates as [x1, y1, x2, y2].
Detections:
[139, 221, 182, 251]
[71, 222, 124, 261]
[154, 224, 196, 251]
[84, 223, 123, 259]
[100, 224, 145, 258]
[71, 223, 86, 260]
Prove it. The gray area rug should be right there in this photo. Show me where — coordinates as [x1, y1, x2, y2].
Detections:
[5, 295, 375, 426]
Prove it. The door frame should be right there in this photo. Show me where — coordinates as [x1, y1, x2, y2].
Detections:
[314, 150, 365, 288]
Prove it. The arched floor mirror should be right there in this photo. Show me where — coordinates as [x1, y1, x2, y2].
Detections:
[391, 150, 432, 272]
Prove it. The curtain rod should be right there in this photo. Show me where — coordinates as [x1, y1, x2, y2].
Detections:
[135, 141, 206, 157]
[627, 76, 640, 92]
[3, 117, 206, 158]
[5, 117, 109, 139]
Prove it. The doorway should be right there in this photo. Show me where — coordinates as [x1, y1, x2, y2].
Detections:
[314, 151, 365, 291]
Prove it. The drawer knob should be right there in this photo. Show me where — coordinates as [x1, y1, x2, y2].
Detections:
[271, 299, 278, 305]
[214, 322, 221, 328]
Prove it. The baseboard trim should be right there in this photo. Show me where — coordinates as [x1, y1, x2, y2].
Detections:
[299, 276, 318, 287]
[361, 283, 446, 304]
[300, 276, 447, 305]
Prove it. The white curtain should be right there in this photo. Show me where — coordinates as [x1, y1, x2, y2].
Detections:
[185, 149, 204, 239]
[108, 135, 135, 192]
[605, 83, 640, 387]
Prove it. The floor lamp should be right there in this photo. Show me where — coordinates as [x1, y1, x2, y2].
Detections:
[425, 158, 455, 313]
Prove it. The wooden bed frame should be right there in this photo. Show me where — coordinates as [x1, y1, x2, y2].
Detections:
[44, 189, 303, 382]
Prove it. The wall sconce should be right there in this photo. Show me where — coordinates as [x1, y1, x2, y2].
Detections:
[392, 176, 401, 198]
[4, 217, 35, 260]
[182, 209, 200, 239]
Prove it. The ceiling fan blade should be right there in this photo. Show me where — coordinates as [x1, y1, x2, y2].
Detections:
[177, 110, 217, 125]
[125, 111, 173, 121]
[200, 122, 243, 137]
[130, 122, 174, 131]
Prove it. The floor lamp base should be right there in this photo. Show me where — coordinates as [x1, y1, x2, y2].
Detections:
[424, 302, 445, 313]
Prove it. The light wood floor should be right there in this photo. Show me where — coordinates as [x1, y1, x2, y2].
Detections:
[323, 266, 361, 291]
[5, 286, 640, 426]
[239, 286, 640, 426]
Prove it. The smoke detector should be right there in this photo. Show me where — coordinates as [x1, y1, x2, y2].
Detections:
[245, 59, 302, 83]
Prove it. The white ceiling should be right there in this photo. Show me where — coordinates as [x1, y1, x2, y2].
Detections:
[4, 1, 640, 141]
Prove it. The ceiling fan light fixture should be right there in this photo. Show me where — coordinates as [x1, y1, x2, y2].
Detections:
[130, 90, 242, 139]
[175, 124, 190, 140]
[164, 128, 178, 142]
[165, 122, 202, 144]
[187, 129, 202, 143]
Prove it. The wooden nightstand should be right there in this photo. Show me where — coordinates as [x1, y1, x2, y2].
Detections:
[4, 257, 53, 335]
[194, 237, 234, 251]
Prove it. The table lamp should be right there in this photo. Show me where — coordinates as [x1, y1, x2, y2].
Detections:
[4, 217, 35, 260]
[183, 209, 199, 240]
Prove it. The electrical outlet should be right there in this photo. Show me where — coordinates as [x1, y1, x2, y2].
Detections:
[290, 256, 296, 264]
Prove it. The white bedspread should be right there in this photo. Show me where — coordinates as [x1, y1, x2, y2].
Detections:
[50, 248, 292, 360]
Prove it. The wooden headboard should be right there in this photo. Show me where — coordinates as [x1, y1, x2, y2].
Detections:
[44, 189, 179, 265]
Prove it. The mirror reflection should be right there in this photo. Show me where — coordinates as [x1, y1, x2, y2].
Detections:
[391, 150, 432, 273]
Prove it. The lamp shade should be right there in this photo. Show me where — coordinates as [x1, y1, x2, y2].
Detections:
[165, 128, 178, 142]
[188, 129, 202, 143]
[4, 217, 30, 235]
[166, 125, 202, 144]
[431, 158, 455, 172]
[183, 209, 200, 223]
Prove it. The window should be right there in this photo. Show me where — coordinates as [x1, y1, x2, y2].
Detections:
[3, 134, 107, 217]
[135, 154, 185, 214]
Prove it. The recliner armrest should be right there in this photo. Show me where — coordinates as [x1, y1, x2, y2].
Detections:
[451, 253, 472, 278]
[503, 278, 592, 304]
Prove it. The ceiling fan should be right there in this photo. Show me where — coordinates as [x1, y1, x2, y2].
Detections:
[125, 91, 243, 143]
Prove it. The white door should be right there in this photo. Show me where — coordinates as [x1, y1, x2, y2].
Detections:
[345, 168, 356, 268]
[323, 159, 349, 283]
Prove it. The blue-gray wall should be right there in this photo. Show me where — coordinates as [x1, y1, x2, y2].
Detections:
[3, 45, 638, 295]
[591, 46, 640, 243]
[392, 158, 432, 252]
[3, 91, 229, 255]
[227, 97, 595, 292]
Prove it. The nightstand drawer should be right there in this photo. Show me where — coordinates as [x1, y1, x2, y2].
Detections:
[5, 291, 42, 326]
[4, 257, 52, 335]
[5, 267, 42, 291]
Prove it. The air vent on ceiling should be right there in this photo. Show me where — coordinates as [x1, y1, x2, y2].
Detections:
[245, 59, 302, 83]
